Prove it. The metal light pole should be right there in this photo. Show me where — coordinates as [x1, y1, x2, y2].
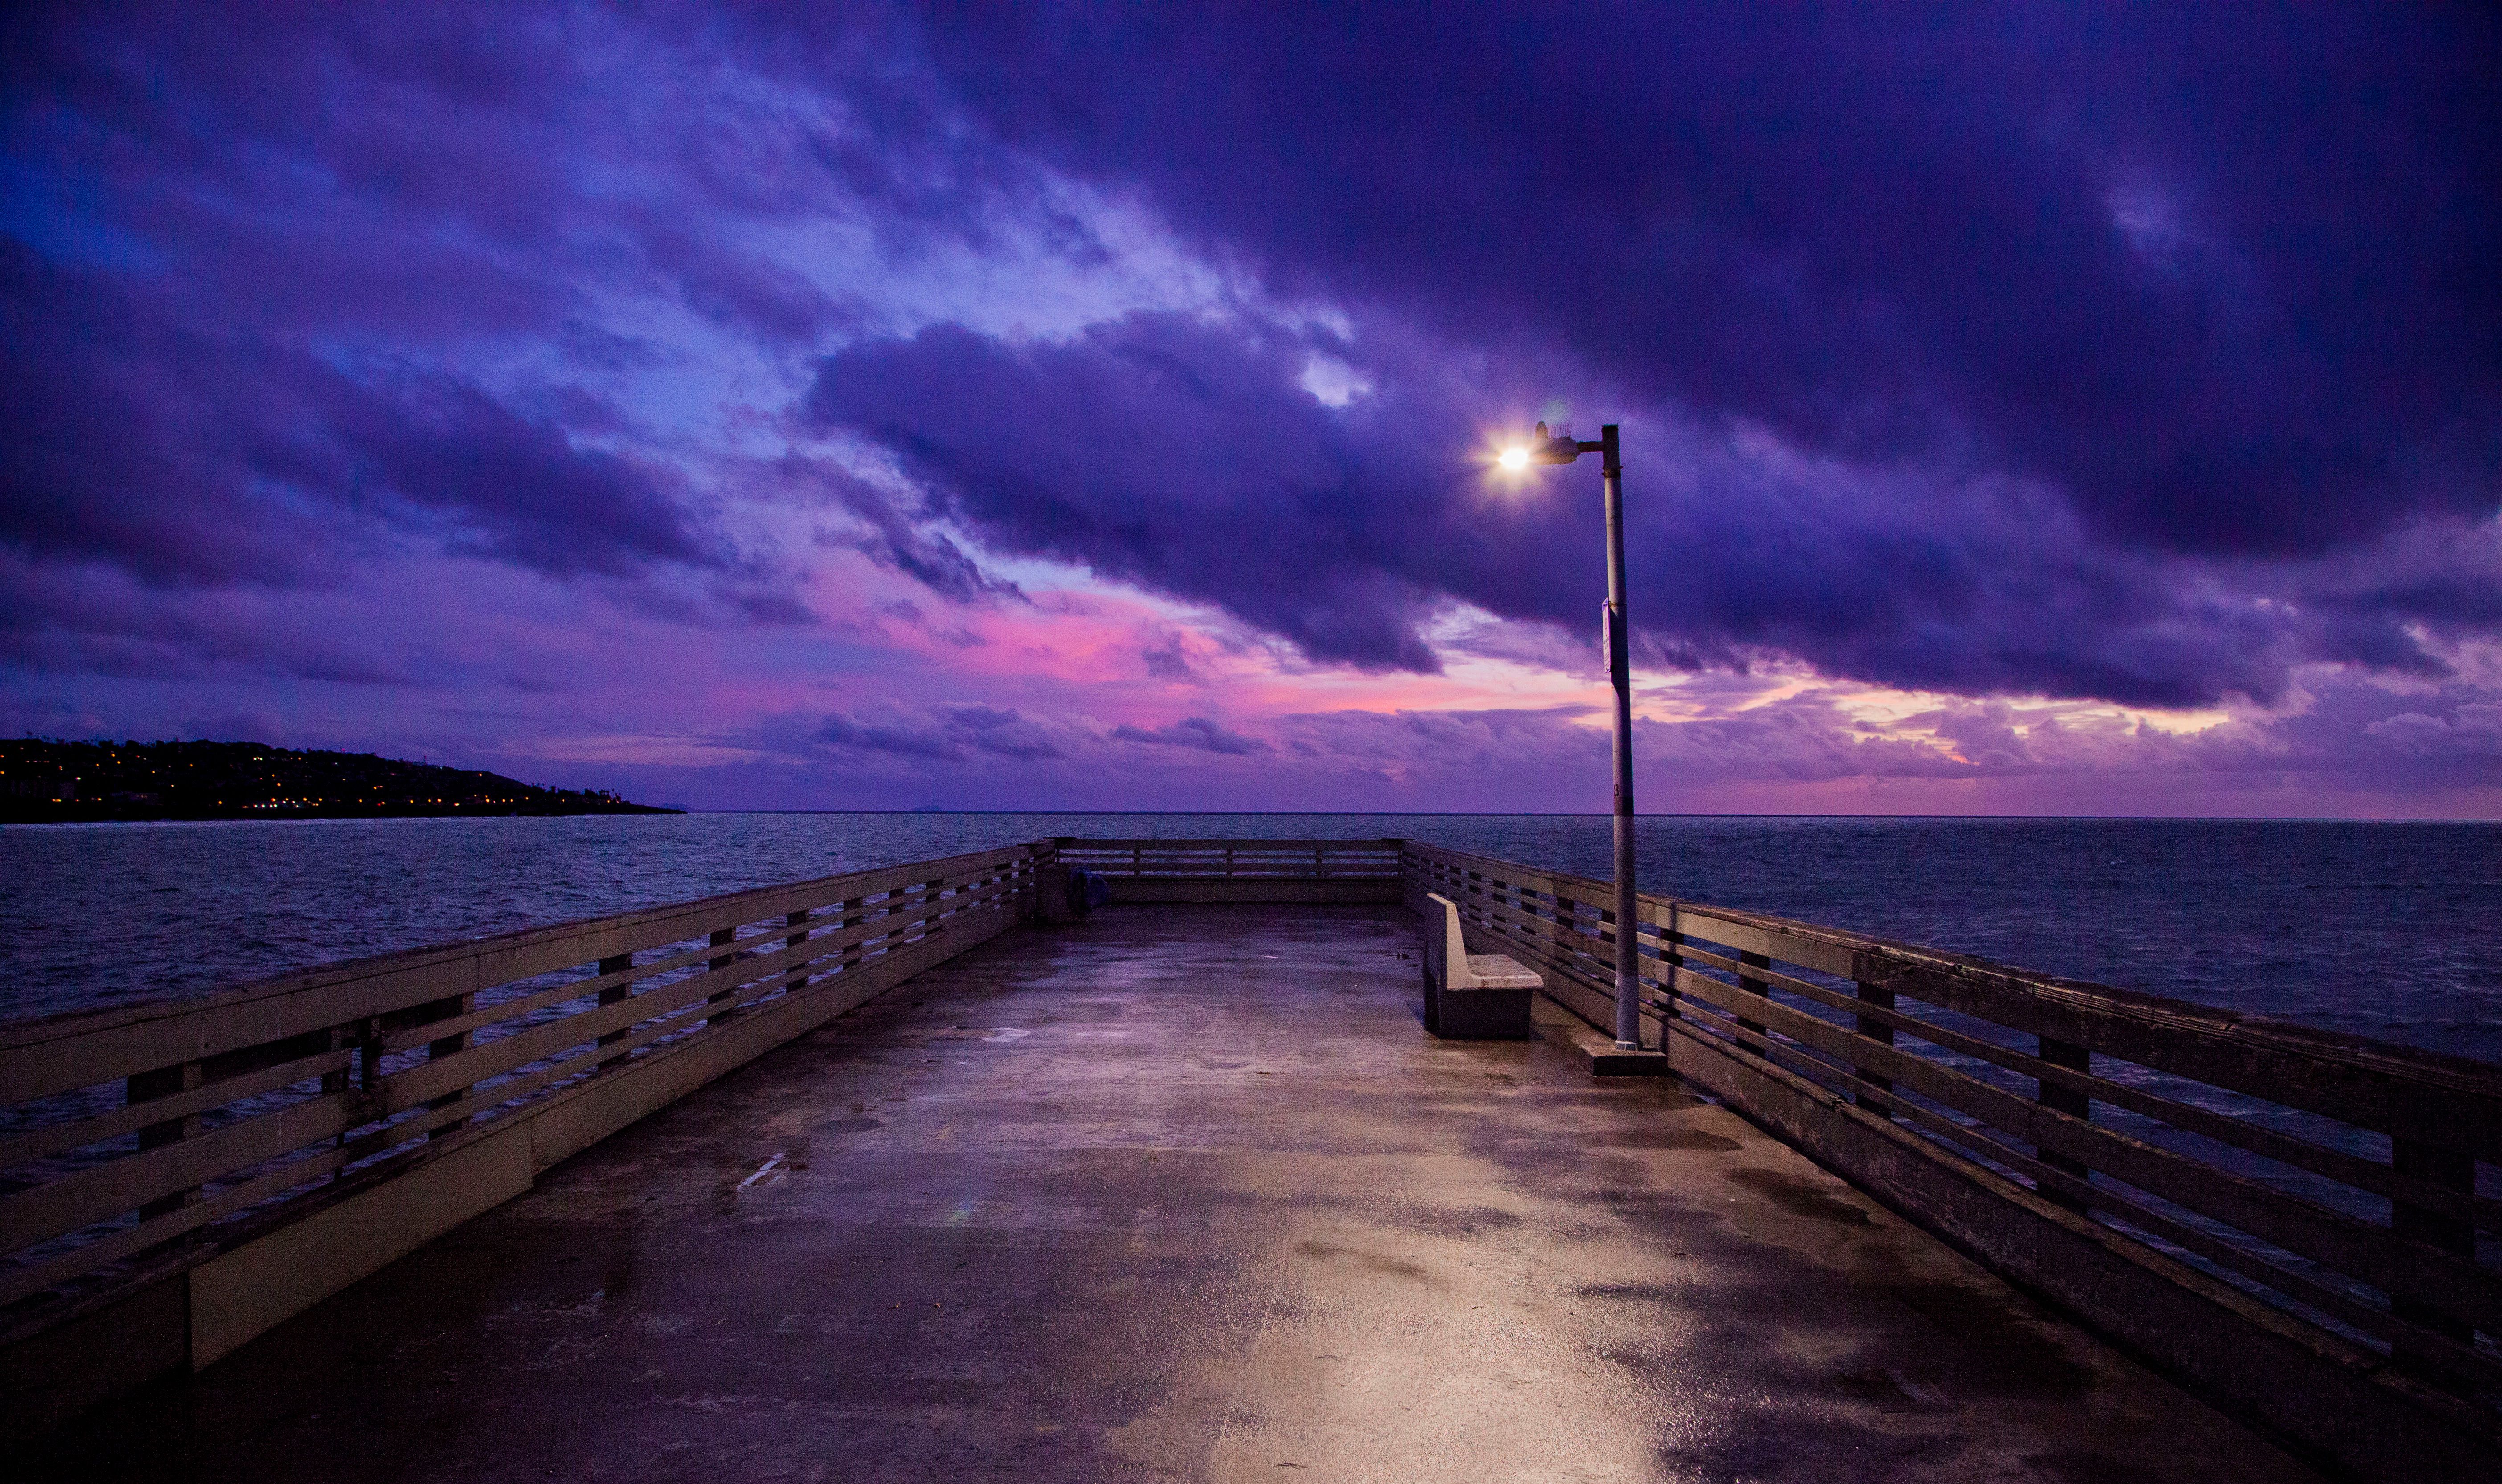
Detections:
[1510, 422, 1643, 1050]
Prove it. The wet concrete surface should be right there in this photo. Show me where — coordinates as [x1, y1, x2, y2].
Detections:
[28, 906, 2322, 1482]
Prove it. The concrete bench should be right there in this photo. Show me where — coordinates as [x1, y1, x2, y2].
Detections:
[1416, 892, 1541, 1039]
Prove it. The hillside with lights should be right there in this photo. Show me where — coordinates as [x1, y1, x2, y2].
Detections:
[0, 740, 678, 822]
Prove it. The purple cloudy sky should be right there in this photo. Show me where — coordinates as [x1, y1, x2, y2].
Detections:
[5, 5, 2498, 815]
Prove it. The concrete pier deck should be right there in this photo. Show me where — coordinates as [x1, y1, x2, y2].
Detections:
[27, 906, 2320, 1483]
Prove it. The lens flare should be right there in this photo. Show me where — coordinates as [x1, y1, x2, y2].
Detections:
[1498, 447, 1529, 471]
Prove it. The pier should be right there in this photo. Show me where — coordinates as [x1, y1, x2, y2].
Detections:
[4, 840, 2496, 1480]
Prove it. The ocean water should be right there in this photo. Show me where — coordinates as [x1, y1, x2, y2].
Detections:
[1, 813, 2495, 1065]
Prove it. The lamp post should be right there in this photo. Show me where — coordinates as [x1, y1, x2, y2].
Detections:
[1502, 421, 1643, 1051]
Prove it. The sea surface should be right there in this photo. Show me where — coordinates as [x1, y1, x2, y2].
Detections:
[1, 812, 2496, 1064]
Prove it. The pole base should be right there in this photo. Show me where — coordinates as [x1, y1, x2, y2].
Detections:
[1581, 1043, 1670, 1078]
[1534, 1008, 1670, 1078]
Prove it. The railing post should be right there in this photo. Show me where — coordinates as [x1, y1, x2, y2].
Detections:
[358, 1016, 385, 1093]
[318, 1026, 347, 1102]
[842, 895, 871, 969]
[422, 993, 474, 1139]
[1593, 898, 1619, 985]
[597, 953, 634, 1070]
[1652, 917, 1681, 1023]
[2390, 1137, 2476, 1363]
[1734, 950, 1771, 1056]
[1852, 980, 1894, 1116]
[326, 1024, 357, 1178]
[128, 1060, 204, 1219]
[782, 909, 813, 995]
[2037, 1036, 2092, 1211]
[706, 927, 740, 1025]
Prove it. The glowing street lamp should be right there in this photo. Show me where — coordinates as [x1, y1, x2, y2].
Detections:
[1502, 420, 1644, 1052]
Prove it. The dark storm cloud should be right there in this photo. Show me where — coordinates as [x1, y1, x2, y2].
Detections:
[0, 245, 713, 585]
[796, 462, 1027, 606]
[817, 710, 962, 762]
[814, 704, 1068, 764]
[810, 314, 1451, 672]
[1111, 717, 1269, 756]
[0, 4, 886, 624]
[807, 309, 2462, 706]
[795, 4, 2501, 707]
[0, 555, 413, 686]
[908, 5, 2501, 556]
[944, 705, 1063, 761]
[1, 5, 885, 347]
[7, 1, 2498, 748]
[1140, 637, 1193, 680]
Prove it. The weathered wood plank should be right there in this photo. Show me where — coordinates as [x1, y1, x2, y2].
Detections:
[1061, 838, 1399, 852]
[0, 1092, 356, 1254]
[0, 1046, 350, 1171]
[1881, 960, 2502, 1158]
[1660, 962, 2502, 1332]
[1423, 839, 2502, 1389]
[1409, 840, 2502, 1157]
[0, 1135, 348, 1310]
[375, 875, 1021, 1113]
[1813, 1043, 2502, 1391]
[1684, 941, 2501, 1227]
[0, 845, 1040, 1103]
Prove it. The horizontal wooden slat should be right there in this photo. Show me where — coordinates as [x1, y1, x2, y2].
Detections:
[1057, 840, 1401, 884]
[1669, 905, 2502, 1157]
[1659, 962, 2502, 1331]
[0, 845, 1039, 1105]
[1737, 1027, 2502, 1391]
[0, 847, 1033, 1319]
[0, 1130, 351, 1309]
[1662, 938, 2502, 1230]
[1077, 869, 1400, 880]
[369, 868, 1014, 1055]
[377, 917, 923, 1130]
[0, 1092, 356, 1254]
[1881, 961, 2502, 1159]
[372, 949, 703, 1056]
[417, 849, 1032, 1007]
[1059, 838, 1398, 851]
[2, 847, 1028, 1059]
[0, 1046, 350, 1173]
[376, 873, 1019, 1111]
[1409, 842, 2502, 1340]
[1086, 848, 1399, 854]
[1062, 851, 1398, 860]
[1406, 841, 2502, 1156]
[384, 885, 1028, 1149]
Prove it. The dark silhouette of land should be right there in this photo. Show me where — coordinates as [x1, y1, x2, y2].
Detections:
[0, 739, 678, 822]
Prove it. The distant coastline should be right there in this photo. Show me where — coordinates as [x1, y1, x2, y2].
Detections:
[0, 738, 679, 823]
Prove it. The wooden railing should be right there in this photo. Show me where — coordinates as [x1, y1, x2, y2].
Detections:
[8, 831, 2493, 1468]
[1048, 837, 1402, 905]
[0, 843, 1038, 1333]
[1401, 841, 2502, 1410]
[1053, 837, 1402, 880]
